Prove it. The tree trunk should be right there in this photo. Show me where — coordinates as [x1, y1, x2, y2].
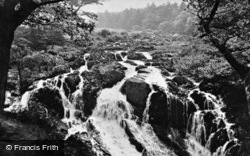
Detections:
[222, 50, 249, 80]
[0, 23, 14, 113]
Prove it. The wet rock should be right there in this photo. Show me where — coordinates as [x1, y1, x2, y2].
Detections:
[124, 60, 138, 66]
[161, 69, 170, 76]
[97, 62, 125, 88]
[70, 56, 86, 70]
[64, 133, 96, 156]
[165, 67, 175, 73]
[173, 76, 194, 88]
[225, 144, 240, 156]
[208, 128, 229, 153]
[31, 87, 64, 119]
[123, 76, 151, 118]
[186, 101, 197, 118]
[133, 45, 155, 52]
[149, 89, 186, 131]
[199, 76, 247, 115]
[52, 65, 70, 77]
[135, 65, 147, 71]
[166, 81, 179, 94]
[127, 52, 147, 60]
[81, 61, 125, 116]
[121, 51, 127, 57]
[151, 62, 161, 66]
[190, 90, 215, 110]
[148, 90, 168, 127]
[82, 83, 100, 117]
[64, 72, 81, 95]
[123, 121, 144, 152]
[151, 125, 191, 156]
[203, 111, 217, 139]
[137, 68, 150, 74]
[115, 53, 123, 61]
[145, 62, 152, 66]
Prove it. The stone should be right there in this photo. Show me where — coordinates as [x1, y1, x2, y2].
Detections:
[189, 90, 215, 110]
[123, 76, 151, 118]
[135, 65, 147, 71]
[173, 76, 195, 88]
[127, 52, 147, 60]
[97, 62, 125, 88]
[52, 65, 70, 77]
[208, 129, 229, 153]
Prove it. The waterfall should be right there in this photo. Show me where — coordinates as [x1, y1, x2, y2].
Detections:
[5, 51, 240, 156]
[187, 89, 239, 156]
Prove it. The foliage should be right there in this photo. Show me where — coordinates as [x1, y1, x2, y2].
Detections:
[158, 21, 174, 34]
[132, 25, 142, 31]
[24, 0, 99, 40]
[97, 29, 112, 38]
[173, 39, 234, 80]
[97, 2, 196, 35]
[184, 0, 250, 79]
[13, 27, 66, 51]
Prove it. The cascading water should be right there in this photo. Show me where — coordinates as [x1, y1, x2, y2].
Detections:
[186, 89, 239, 156]
[5, 50, 241, 156]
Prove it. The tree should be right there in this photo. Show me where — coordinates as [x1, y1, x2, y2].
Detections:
[158, 21, 174, 34]
[184, 0, 250, 114]
[173, 11, 190, 34]
[0, 0, 98, 113]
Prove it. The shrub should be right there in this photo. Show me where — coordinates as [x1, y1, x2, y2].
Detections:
[97, 29, 112, 38]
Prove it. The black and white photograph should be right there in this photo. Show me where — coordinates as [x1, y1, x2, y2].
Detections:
[0, 0, 250, 155]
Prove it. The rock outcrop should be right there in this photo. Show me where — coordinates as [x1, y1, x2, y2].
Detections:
[122, 76, 151, 118]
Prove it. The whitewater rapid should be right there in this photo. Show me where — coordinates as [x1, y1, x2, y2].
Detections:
[5, 50, 239, 156]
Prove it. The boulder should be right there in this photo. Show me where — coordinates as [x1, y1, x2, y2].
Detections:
[148, 87, 186, 131]
[133, 45, 155, 52]
[97, 62, 125, 88]
[70, 56, 86, 70]
[123, 76, 151, 118]
[189, 90, 215, 110]
[148, 90, 168, 127]
[127, 52, 147, 60]
[208, 128, 229, 153]
[52, 65, 70, 77]
[115, 53, 123, 61]
[59, 51, 77, 62]
[81, 61, 126, 117]
[173, 76, 195, 88]
[30, 87, 64, 119]
[64, 72, 81, 97]
[135, 65, 147, 71]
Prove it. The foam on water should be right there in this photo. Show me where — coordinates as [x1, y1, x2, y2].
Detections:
[4, 50, 240, 156]
[137, 52, 153, 60]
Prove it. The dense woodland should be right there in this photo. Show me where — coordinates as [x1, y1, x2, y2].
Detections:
[97, 2, 196, 35]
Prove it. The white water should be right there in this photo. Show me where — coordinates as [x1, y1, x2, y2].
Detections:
[5, 51, 239, 156]
[186, 88, 238, 156]
[137, 52, 153, 60]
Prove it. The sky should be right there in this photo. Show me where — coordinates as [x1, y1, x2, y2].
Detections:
[83, 0, 182, 13]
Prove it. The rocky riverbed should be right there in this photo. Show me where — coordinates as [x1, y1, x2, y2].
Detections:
[2, 40, 250, 156]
